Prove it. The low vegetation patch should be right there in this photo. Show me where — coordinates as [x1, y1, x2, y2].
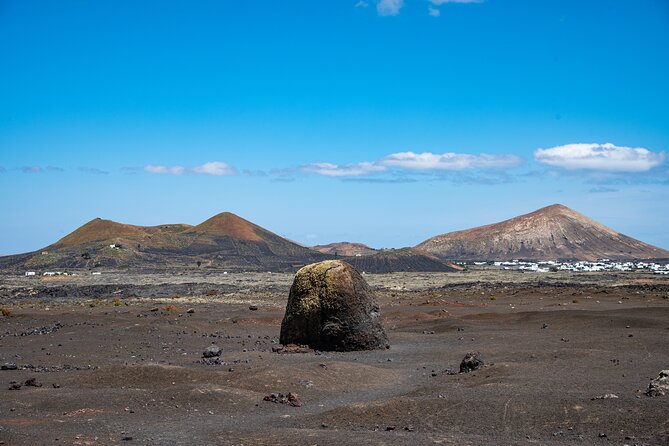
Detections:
[1, 307, 12, 317]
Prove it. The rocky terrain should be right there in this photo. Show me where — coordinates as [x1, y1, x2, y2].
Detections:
[0, 269, 668, 445]
[418, 204, 669, 262]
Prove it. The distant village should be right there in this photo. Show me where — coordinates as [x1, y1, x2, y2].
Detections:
[22, 258, 669, 277]
[468, 259, 669, 274]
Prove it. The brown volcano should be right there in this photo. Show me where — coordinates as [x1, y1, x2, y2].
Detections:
[417, 204, 669, 261]
[186, 212, 265, 241]
[311, 242, 378, 257]
[0, 213, 327, 271]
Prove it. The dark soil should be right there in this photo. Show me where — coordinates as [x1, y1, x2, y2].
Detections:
[0, 271, 668, 445]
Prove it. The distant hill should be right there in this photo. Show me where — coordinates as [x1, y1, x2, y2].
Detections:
[417, 204, 669, 261]
[346, 248, 461, 273]
[311, 242, 378, 257]
[0, 213, 328, 271]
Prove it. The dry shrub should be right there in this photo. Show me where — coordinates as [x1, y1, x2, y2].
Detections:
[206, 290, 218, 297]
[163, 305, 177, 312]
[1, 307, 12, 317]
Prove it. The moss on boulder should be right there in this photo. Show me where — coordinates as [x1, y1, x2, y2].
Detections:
[280, 260, 389, 351]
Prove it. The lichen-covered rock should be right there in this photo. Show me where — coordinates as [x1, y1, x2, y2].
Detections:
[646, 370, 669, 397]
[280, 260, 388, 351]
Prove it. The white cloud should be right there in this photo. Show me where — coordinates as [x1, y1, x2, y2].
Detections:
[377, 0, 403, 16]
[301, 162, 387, 177]
[355, 0, 369, 7]
[145, 165, 186, 175]
[534, 143, 665, 172]
[144, 162, 236, 176]
[300, 151, 521, 177]
[429, 0, 484, 4]
[190, 161, 236, 176]
[380, 151, 523, 170]
[428, 6, 441, 16]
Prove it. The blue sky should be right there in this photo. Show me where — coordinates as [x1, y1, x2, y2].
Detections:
[1, 0, 668, 254]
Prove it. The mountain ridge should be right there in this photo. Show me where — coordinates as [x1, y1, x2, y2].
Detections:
[417, 204, 669, 261]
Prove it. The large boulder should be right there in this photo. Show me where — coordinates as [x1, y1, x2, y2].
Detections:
[280, 260, 389, 351]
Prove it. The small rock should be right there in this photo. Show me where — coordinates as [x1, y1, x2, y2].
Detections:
[24, 377, 42, 387]
[591, 393, 619, 400]
[121, 436, 133, 441]
[8, 381, 21, 390]
[186, 309, 195, 314]
[460, 351, 484, 373]
[1, 363, 17, 371]
[262, 392, 302, 407]
[202, 345, 222, 358]
[150, 307, 159, 312]
[52, 383, 61, 389]
[249, 305, 258, 311]
[646, 370, 669, 397]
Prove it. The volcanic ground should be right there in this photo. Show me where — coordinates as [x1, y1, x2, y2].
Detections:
[0, 270, 668, 445]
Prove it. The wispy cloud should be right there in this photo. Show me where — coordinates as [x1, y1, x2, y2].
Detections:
[380, 152, 522, 170]
[299, 151, 522, 179]
[377, 0, 403, 16]
[144, 161, 237, 176]
[534, 143, 665, 172]
[243, 169, 268, 177]
[78, 167, 109, 175]
[355, 0, 369, 7]
[19, 166, 64, 173]
[0, 166, 5, 173]
[300, 162, 387, 177]
[589, 186, 619, 193]
[429, 0, 484, 4]
[428, 6, 440, 16]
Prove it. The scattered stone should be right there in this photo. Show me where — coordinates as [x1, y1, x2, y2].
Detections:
[385, 426, 396, 431]
[52, 383, 61, 388]
[645, 370, 669, 397]
[186, 308, 195, 314]
[8, 381, 21, 390]
[1, 363, 17, 370]
[150, 307, 159, 312]
[591, 393, 619, 400]
[460, 351, 484, 373]
[24, 377, 42, 387]
[249, 305, 258, 311]
[280, 260, 389, 351]
[121, 436, 133, 441]
[263, 392, 302, 407]
[272, 344, 313, 354]
[598, 432, 607, 438]
[202, 345, 222, 358]
[17, 323, 63, 337]
[541, 324, 549, 329]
